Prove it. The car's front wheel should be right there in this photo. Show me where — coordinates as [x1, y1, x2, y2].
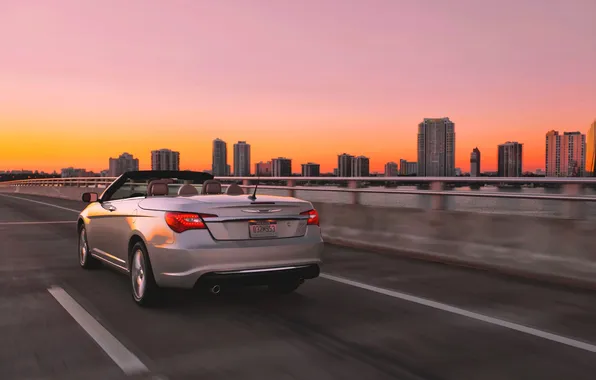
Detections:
[79, 225, 100, 269]
[130, 242, 160, 307]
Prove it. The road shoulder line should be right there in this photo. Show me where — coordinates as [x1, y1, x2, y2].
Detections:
[0, 194, 80, 213]
[321, 273, 596, 354]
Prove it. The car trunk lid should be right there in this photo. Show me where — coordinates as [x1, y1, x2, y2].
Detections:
[139, 195, 312, 240]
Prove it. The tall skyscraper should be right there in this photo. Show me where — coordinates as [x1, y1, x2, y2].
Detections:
[337, 153, 354, 177]
[545, 130, 561, 176]
[301, 162, 320, 177]
[497, 142, 523, 177]
[545, 131, 586, 177]
[586, 120, 596, 176]
[272, 157, 292, 177]
[417, 118, 456, 176]
[233, 141, 251, 176]
[151, 149, 180, 171]
[351, 156, 370, 177]
[212, 138, 228, 176]
[561, 132, 586, 177]
[108, 153, 139, 177]
[470, 148, 481, 177]
[384, 162, 398, 177]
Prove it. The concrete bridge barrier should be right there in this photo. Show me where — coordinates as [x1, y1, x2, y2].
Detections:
[315, 202, 596, 288]
[0, 185, 92, 200]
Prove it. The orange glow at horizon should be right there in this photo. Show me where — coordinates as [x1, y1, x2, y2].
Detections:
[2, 110, 590, 174]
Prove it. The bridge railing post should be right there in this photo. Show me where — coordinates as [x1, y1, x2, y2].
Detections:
[287, 179, 296, 197]
[430, 181, 447, 210]
[348, 180, 359, 204]
[562, 183, 584, 219]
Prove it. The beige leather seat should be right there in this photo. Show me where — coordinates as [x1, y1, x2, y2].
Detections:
[201, 180, 222, 195]
[226, 183, 244, 196]
[147, 179, 172, 196]
[178, 184, 199, 196]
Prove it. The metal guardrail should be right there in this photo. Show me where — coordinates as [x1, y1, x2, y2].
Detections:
[1, 176, 595, 202]
[1, 175, 595, 218]
[4, 176, 596, 185]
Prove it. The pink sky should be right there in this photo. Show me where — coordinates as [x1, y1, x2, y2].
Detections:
[1, 0, 595, 173]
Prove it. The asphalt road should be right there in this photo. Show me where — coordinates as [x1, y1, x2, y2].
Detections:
[1, 193, 596, 379]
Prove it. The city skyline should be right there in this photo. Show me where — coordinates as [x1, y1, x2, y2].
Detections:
[1, 1, 594, 173]
[3, 119, 596, 176]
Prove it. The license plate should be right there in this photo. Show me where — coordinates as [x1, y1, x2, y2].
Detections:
[249, 220, 277, 238]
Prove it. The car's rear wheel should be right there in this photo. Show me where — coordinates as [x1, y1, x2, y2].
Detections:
[130, 242, 160, 307]
[79, 226, 100, 269]
[268, 278, 303, 294]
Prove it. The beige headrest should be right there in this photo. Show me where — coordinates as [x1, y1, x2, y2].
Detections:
[201, 180, 222, 195]
[226, 183, 244, 195]
[147, 179, 172, 196]
[178, 184, 199, 196]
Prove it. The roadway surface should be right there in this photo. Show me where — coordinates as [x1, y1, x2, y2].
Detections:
[1, 193, 596, 379]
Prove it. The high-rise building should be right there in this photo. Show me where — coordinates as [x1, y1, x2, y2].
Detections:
[470, 148, 481, 177]
[212, 138, 228, 176]
[545, 130, 586, 177]
[61, 167, 94, 178]
[108, 153, 139, 177]
[233, 141, 251, 176]
[586, 120, 596, 176]
[417, 118, 456, 176]
[399, 159, 418, 175]
[351, 156, 370, 177]
[151, 149, 180, 171]
[545, 130, 561, 176]
[561, 132, 586, 177]
[301, 163, 320, 177]
[255, 161, 272, 176]
[337, 153, 354, 177]
[384, 162, 398, 177]
[272, 157, 292, 177]
[497, 142, 523, 177]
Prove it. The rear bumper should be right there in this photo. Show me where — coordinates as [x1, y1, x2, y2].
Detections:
[196, 264, 320, 288]
[147, 226, 324, 289]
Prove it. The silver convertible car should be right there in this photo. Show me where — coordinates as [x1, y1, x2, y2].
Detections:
[77, 170, 324, 306]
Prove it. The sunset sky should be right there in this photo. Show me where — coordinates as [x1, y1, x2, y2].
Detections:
[1, 0, 595, 173]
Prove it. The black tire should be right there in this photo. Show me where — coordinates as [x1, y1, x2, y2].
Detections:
[79, 225, 100, 269]
[129, 241, 161, 307]
[268, 278, 303, 294]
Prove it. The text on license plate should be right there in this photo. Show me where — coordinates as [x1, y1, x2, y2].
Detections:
[249, 221, 277, 238]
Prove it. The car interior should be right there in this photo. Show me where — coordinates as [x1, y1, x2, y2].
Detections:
[107, 178, 245, 200]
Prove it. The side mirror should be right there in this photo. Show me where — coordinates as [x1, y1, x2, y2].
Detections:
[82, 192, 99, 203]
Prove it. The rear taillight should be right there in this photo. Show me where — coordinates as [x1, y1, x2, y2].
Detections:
[165, 212, 217, 233]
[300, 209, 320, 226]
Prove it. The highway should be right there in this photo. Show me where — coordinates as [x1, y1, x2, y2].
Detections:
[1, 194, 596, 379]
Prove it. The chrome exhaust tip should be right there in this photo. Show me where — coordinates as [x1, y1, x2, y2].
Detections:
[210, 285, 221, 294]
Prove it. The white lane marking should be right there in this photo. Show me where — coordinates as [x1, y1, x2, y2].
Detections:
[0, 221, 76, 225]
[321, 273, 596, 354]
[47, 286, 149, 375]
[0, 194, 80, 213]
